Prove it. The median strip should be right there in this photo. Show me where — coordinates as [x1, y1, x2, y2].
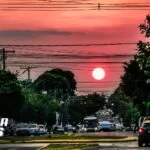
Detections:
[27, 136, 137, 143]
[0, 136, 137, 144]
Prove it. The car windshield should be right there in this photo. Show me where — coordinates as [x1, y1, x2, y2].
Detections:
[66, 125, 72, 128]
[101, 124, 111, 127]
[29, 124, 37, 128]
[17, 124, 28, 128]
[58, 126, 62, 129]
[143, 123, 150, 128]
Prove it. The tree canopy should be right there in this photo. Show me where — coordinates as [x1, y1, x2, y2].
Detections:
[111, 14, 150, 116]
[0, 70, 25, 118]
[120, 60, 150, 106]
[49, 68, 77, 95]
[33, 71, 69, 94]
[136, 15, 150, 84]
[33, 68, 76, 96]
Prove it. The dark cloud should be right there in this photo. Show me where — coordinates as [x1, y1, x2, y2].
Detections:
[0, 29, 86, 39]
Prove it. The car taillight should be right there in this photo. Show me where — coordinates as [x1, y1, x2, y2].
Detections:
[138, 128, 144, 133]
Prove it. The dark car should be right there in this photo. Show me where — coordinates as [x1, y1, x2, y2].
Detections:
[138, 120, 150, 147]
[52, 125, 64, 134]
[64, 124, 76, 133]
[124, 126, 133, 131]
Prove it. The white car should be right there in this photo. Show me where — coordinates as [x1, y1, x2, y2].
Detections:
[39, 124, 47, 134]
[16, 123, 31, 136]
[115, 123, 124, 131]
[28, 124, 40, 135]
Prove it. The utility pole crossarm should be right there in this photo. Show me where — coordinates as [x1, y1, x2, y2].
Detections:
[20, 66, 37, 80]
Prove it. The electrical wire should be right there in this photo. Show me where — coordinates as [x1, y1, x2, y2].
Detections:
[7, 61, 126, 64]
[7, 53, 134, 59]
[0, 1, 150, 11]
[0, 42, 137, 47]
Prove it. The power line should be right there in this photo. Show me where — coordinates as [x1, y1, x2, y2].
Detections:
[8, 53, 134, 59]
[2, 5, 150, 8]
[78, 81, 120, 83]
[8, 61, 126, 64]
[77, 79, 148, 84]
[0, 8, 150, 11]
[0, 2, 150, 11]
[8, 64, 125, 74]
[1, 1, 150, 6]
[0, 42, 137, 47]
[1, 1, 150, 11]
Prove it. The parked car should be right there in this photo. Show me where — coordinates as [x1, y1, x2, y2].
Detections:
[39, 124, 47, 135]
[115, 123, 124, 131]
[64, 124, 76, 133]
[78, 125, 87, 133]
[99, 121, 115, 132]
[138, 120, 150, 147]
[52, 125, 64, 134]
[28, 123, 40, 135]
[3, 119, 16, 136]
[16, 123, 31, 136]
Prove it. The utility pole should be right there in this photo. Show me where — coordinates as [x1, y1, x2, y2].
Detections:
[20, 66, 37, 80]
[98, 3, 100, 10]
[0, 48, 15, 70]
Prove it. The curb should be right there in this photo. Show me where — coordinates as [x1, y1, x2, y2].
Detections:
[0, 136, 137, 144]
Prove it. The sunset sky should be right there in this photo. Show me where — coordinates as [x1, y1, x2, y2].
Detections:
[0, 0, 150, 95]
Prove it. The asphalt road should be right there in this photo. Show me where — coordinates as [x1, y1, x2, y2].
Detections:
[0, 131, 142, 150]
[84, 141, 150, 150]
[0, 143, 48, 150]
[0, 142, 149, 150]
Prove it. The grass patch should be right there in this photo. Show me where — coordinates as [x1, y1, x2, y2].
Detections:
[42, 143, 98, 150]
[0, 135, 50, 143]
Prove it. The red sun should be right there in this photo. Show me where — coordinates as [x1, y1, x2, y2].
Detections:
[92, 68, 105, 80]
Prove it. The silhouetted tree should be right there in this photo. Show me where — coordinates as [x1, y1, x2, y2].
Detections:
[49, 68, 77, 95]
[0, 70, 25, 119]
